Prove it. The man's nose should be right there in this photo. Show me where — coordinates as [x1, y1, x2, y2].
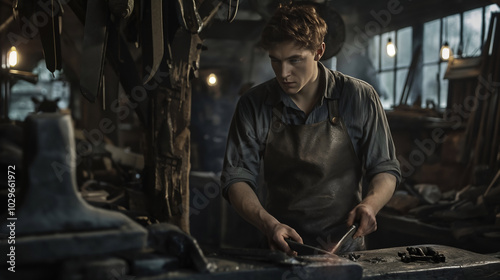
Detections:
[280, 63, 291, 78]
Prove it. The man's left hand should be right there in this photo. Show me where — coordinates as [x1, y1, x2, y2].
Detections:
[347, 203, 377, 239]
[347, 172, 397, 239]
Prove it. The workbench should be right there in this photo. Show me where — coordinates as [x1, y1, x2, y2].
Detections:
[357, 245, 499, 279]
[1, 244, 498, 279]
[156, 245, 500, 280]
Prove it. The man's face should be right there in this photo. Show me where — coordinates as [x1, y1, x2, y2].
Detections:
[268, 41, 322, 96]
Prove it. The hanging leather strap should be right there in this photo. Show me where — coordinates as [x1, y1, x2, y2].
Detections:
[80, 0, 109, 103]
[142, 0, 164, 84]
[38, 0, 63, 73]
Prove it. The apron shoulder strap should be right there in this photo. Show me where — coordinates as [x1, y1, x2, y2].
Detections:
[327, 99, 340, 125]
[272, 102, 285, 122]
[326, 70, 344, 123]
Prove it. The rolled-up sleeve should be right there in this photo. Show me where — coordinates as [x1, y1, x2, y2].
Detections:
[220, 95, 264, 201]
[360, 86, 401, 184]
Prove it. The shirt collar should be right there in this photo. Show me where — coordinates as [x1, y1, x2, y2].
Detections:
[265, 61, 339, 106]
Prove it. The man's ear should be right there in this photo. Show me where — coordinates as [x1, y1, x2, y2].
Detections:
[315, 42, 326, 61]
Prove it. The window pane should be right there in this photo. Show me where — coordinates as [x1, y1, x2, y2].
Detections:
[463, 8, 483, 56]
[397, 27, 412, 67]
[9, 60, 70, 121]
[484, 4, 500, 42]
[395, 69, 409, 105]
[444, 14, 461, 59]
[378, 71, 394, 109]
[423, 19, 440, 63]
[381, 32, 396, 70]
[422, 65, 439, 108]
[369, 35, 380, 70]
[439, 62, 449, 109]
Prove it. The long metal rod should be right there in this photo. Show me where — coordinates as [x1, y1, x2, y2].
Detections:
[0, 15, 14, 34]
[329, 223, 358, 254]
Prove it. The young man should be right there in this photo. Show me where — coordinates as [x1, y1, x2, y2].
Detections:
[220, 3, 401, 255]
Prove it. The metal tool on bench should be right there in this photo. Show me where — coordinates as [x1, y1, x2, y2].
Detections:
[398, 246, 446, 263]
[285, 223, 358, 256]
[286, 239, 336, 256]
[330, 223, 358, 254]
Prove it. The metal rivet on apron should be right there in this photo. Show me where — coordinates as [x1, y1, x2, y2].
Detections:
[272, 121, 284, 132]
[331, 117, 338, 125]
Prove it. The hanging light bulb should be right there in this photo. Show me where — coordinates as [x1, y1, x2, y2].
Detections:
[440, 42, 451, 61]
[386, 38, 396, 57]
[7, 46, 18, 67]
[207, 73, 217, 86]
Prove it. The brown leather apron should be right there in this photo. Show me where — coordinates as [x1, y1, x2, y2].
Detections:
[263, 94, 365, 252]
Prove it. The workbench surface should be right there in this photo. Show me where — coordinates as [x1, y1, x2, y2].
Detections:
[2, 244, 498, 279]
[356, 244, 500, 279]
[159, 244, 500, 280]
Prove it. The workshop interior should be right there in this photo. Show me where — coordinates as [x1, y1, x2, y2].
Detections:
[0, 0, 500, 279]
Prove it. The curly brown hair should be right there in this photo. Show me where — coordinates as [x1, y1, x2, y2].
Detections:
[260, 3, 327, 52]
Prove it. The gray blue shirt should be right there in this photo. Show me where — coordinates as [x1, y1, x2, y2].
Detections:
[221, 62, 401, 199]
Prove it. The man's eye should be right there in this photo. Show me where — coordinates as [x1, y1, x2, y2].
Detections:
[290, 59, 301, 63]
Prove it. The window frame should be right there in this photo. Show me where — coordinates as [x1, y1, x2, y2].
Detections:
[369, 4, 498, 111]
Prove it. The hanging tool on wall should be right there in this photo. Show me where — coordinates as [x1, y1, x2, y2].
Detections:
[79, 0, 109, 103]
[176, 0, 203, 34]
[142, 0, 164, 84]
[79, 0, 134, 103]
[12, 0, 64, 73]
[227, 0, 240, 23]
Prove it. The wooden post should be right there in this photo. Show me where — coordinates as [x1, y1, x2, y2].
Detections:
[145, 29, 203, 233]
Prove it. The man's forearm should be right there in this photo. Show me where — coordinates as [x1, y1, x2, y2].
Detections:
[361, 172, 397, 214]
[348, 172, 397, 237]
[227, 182, 280, 234]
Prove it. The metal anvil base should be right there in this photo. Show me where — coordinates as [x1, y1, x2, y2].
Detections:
[0, 113, 147, 263]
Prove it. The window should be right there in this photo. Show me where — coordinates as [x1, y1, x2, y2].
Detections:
[369, 4, 499, 110]
[9, 60, 70, 121]
[423, 18, 447, 108]
[370, 28, 412, 109]
[463, 9, 483, 57]
[484, 5, 500, 47]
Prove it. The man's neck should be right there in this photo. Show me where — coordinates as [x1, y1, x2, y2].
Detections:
[291, 64, 323, 115]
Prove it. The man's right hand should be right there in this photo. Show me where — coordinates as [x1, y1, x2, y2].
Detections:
[265, 222, 303, 256]
[227, 182, 303, 256]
